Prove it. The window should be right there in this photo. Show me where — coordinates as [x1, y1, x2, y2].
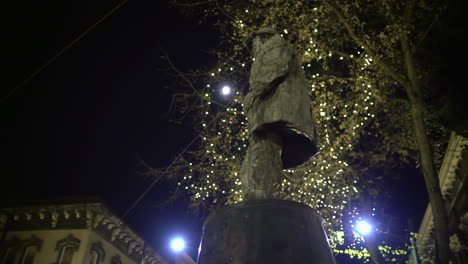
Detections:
[89, 250, 99, 264]
[2, 235, 42, 264]
[1, 247, 18, 264]
[59, 246, 75, 264]
[89, 242, 105, 264]
[55, 234, 80, 264]
[20, 235, 42, 264]
[21, 246, 38, 264]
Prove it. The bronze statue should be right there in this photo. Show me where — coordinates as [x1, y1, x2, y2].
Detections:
[241, 28, 318, 200]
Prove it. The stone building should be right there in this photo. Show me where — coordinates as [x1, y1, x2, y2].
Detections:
[0, 198, 175, 264]
[415, 132, 468, 263]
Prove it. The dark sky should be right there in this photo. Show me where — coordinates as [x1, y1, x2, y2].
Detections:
[1, 0, 217, 259]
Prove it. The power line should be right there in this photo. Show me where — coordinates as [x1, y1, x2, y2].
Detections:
[0, 0, 131, 104]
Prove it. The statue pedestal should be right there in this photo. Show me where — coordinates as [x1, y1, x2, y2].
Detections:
[197, 199, 336, 264]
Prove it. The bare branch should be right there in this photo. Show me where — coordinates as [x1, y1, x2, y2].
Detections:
[162, 51, 225, 107]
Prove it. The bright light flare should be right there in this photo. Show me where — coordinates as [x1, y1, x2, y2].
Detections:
[170, 237, 185, 252]
[355, 220, 372, 236]
[221, 85, 231, 95]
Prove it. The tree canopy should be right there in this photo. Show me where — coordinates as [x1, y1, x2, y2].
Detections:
[159, 0, 451, 262]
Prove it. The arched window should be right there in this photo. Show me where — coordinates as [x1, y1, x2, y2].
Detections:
[59, 246, 75, 264]
[21, 246, 37, 264]
[88, 242, 105, 264]
[89, 250, 99, 264]
[1, 235, 42, 264]
[1, 236, 21, 264]
[55, 234, 80, 264]
[1, 247, 18, 264]
[20, 235, 43, 264]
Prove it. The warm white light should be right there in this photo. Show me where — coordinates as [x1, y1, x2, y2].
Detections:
[170, 237, 185, 252]
[221, 86, 231, 95]
[355, 220, 372, 236]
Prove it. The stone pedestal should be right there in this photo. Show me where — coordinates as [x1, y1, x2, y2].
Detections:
[197, 199, 336, 264]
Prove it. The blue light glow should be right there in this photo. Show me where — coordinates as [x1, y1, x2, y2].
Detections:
[355, 220, 372, 236]
[170, 237, 185, 252]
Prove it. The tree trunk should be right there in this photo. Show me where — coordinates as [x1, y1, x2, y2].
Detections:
[402, 35, 450, 264]
[399, 2, 449, 262]
[407, 93, 450, 264]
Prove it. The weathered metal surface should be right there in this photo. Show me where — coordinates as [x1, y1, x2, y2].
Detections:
[244, 28, 318, 169]
[240, 28, 318, 200]
[197, 200, 336, 264]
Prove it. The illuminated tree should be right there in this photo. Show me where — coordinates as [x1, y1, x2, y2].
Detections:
[158, 0, 450, 263]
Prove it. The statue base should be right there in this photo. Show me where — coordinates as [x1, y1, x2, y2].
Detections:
[197, 199, 336, 264]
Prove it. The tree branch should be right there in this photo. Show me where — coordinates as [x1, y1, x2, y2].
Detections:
[400, 0, 420, 97]
[162, 52, 225, 107]
[321, 0, 410, 89]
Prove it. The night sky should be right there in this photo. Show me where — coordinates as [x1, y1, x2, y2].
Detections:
[2, 0, 464, 262]
[1, 0, 218, 259]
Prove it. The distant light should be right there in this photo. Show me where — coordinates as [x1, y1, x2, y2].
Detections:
[355, 220, 372, 236]
[170, 237, 185, 252]
[221, 86, 231, 96]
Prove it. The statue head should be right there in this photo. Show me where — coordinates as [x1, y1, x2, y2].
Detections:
[246, 28, 279, 56]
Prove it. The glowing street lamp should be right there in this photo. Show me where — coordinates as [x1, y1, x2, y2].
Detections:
[170, 237, 186, 252]
[355, 220, 372, 236]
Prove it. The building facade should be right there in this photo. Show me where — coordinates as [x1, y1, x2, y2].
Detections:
[0, 199, 169, 264]
[415, 132, 468, 263]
